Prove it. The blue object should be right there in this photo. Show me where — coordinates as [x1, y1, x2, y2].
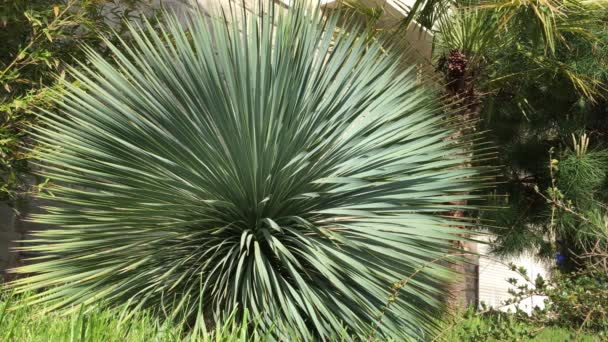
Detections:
[556, 252, 565, 266]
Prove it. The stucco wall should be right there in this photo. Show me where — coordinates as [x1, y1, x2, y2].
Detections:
[478, 237, 551, 313]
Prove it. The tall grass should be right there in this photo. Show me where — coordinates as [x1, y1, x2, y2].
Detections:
[4, 289, 598, 341]
[0, 290, 255, 342]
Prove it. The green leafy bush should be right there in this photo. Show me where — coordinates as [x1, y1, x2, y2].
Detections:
[476, 266, 608, 340]
[7, 3, 485, 340]
[442, 308, 538, 341]
[541, 269, 608, 334]
[0, 0, 157, 205]
[440, 261, 608, 341]
[443, 308, 599, 342]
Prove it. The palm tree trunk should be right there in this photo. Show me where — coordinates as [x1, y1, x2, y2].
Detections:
[441, 49, 481, 310]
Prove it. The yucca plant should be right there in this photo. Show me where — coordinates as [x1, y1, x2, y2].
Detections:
[8, 2, 485, 340]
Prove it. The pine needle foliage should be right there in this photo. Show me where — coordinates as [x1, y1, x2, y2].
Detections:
[8, 3, 485, 340]
[554, 145, 608, 258]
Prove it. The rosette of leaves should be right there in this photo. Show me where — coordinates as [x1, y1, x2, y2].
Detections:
[9, 3, 485, 340]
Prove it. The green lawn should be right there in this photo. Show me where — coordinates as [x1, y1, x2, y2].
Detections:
[0, 291, 252, 342]
[1, 290, 601, 341]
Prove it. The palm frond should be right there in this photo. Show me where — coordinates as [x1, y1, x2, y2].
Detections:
[476, 0, 602, 54]
[435, 4, 505, 59]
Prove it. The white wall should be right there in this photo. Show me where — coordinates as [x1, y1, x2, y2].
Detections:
[322, 0, 434, 62]
[478, 238, 551, 314]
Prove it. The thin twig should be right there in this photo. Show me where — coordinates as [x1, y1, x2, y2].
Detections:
[575, 310, 593, 341]
[367, 253, 469, 340]
[0, 0, 77, 78]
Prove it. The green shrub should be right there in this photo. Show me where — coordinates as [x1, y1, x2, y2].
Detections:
[442, 308, 538, 341]
[442, 309, 599, 342]
[541, 269, 608, 335]
[532, 327, 597, 342]
[504, 266, 608, 336]
[442, 265, 608, 341]
[8, 3, 485, 340]
[0, 0, 157, 205]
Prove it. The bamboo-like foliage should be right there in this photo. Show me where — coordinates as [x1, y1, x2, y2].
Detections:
[8, 3, 484, 340]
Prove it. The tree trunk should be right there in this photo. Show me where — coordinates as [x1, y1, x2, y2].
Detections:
[441, 49, 481, 310]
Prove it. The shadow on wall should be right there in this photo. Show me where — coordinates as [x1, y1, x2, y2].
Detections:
[0, 205, 20, 279]
[0, 200, 51, 280]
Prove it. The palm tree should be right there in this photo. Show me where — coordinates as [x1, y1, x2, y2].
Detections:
[408, 0, 607, 252]
[406, 0, 605, 110]
[8, 2, 487, 340]
[334, 0, 606, 307]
